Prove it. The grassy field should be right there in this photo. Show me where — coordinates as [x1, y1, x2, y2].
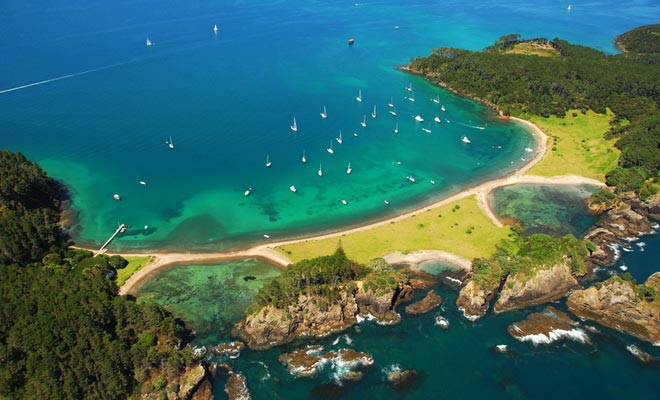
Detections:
[505, 42, 560, 57]
[277, 195, 514, 264]
[525, 109, 619, 181]
[116, 256, 152, 287]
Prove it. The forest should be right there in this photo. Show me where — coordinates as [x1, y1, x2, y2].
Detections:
[408, 24, 660, 193]
[0, 150, 195, 399]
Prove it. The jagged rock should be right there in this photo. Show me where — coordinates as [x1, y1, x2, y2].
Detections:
[494, 263, 579, 313]
[456, 279, 500, 321]
[190, 378, 214, 400]
[213, 341, 245, 358]
[225, 371, 250, 400]
[405, 290, 443, 314]
[567, 272, 660, 345]
[355, 280, 413, 324]
[626, 344, 659, 365]
[507, 306, 591, 346]
[387, 368, 422, 391]
[278, 346, 373, 380]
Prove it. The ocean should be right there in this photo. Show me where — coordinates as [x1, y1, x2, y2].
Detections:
[2, 0, 660, 398]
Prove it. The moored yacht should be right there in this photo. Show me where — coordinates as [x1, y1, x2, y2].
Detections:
[318, 163, 323, 176]
[146, 38, 154, 46]
[346, 162, 352, 174]
[320, 105, 327, 119]
[244, 187, 252, 196]
[414, 115, 424, 122]
[302, 150, 307, 163]
[461, 135, 471, 144]
[266, 155, 272, 167]
[360, 115, 367, 128]
[336, 130, 343, 144]
[371, 105, 377, 118]
[327, 141, 334, 154]
[290, 116, 298, 132]
[356, 89, 362, 102]
[289, 185, 297, 193]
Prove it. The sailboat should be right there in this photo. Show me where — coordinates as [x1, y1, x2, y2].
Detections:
[432, 94, 440, 104]
[302, 150, 307, 163]
[394, 123, 399, 134]
[406, 83, 412, 92]
[407, 92, 415, 102]
[346, 162, 352, 175]
[388, 97, 394, 108]
[356, 89, 362, 102]
[441, 105, 446, 112]
[318, 164, 323, 177]
[289, 185, 297, 193]
[389, 106, 397, 116]
[360, 115, 367, 128]
[244, 187, 252, 196]
[371, 105, 377, 119]
[327, 141, 334, 154]
[414, 115, 424, 122]
[434, 115, 442, 123]
[422, 127, 432, 133]
[213, 24, 219, 33]
[146, 38, 154, 47]
[290, 116, 298, 132]
[167, 136, 174, 149]
[266, 155, 272, 167]
[567, 4, 571, 11]
[336, 130, 343, 144]
[461, 135, 471, 144]
[320, 105, 327, 119]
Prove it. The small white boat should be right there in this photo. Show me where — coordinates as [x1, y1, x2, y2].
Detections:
[146, 38, 154, 47]
[336, 130, 343, 144]
[356, 89, 362, 102]
[388, 97, 394, 108]
[434, 116, 442, 123]
[341, 199, 348, 205]
[422, 127, 431, 133]
[461, 136, 471, 144]
[389, 106, 397, 116]
[371, 105, 377, 119]
[353, 132, 358, 137]
[213, 24, 219, 33]
[244, 188, 252, 196]
[441, 105, 446, 112]
[524, 147, 534, 153]
[318, 163, 323, 177]
[263, 234, 271, 239]
[302, 150, 307, 163]
[266, 155, 272, 167]
[432, 94, 440, 104]
[289, 185, 297, 193]
[139, 180, 147, 186]
[406, 83, 412, 92]
[567, 4, 571, 11]
[113, 193, 121, 201]
[360, 115, 367, 128]
[327, 141, 334, 154]
[290, 116, 298, 132]
[167, 136, 174, 149]
[620, 265, 628, 271]
[394, 123, 399, 134]
[144, 225, 149, 230]
[320, 105, 327, 119]
[407, 175, 415, 183]
[406, 94, 415, 102]
[346, 162, 352, 175]
[414, 115, 424, 122]
[384, 200, 390, 205]
[430, 179, 436, 184]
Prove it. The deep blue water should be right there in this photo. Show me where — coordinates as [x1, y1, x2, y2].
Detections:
[4, 0, 660, 398]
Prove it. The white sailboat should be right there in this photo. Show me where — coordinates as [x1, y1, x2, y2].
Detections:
[266, 155, 272, 167]
[341, 199, 348, 205]
[388, 97, 394, 108]
[434, 116, 442, 123]
[318, 163, 323, 176]
[389, 106, 397, 116]
[320, 105, 327, 119]
[302, 150, 307, 163]
[289, 185, 297, 193]
[406, 93, 415, 102]
[406, 83, 412, 92]
[414, 115, 424, 122]
[384, 200, 390, 205]
[346, 162, 352, 175]
[567, 4, 572, 11]
[371, 105, 377, 119]
[432, 94, 440, 104]
[139, 180, 147, 186]
[407, 175, 416, 183]
[244, 187, 252, 196]
[290, 116, 298, 132]
[356, 89, 362, 102]
[360, 115, 367, 128]
[441, 105, 446, 112]
[422, 127, 432, 133]
[327, 141, 334, 154]
[461, 135, 471, 144]
[146, 38, 154, 47]
[167, 136, 174, 149]
[336, 130, 343, 144]
[213, 24, 219, 33]
[394, 123, 399, 134]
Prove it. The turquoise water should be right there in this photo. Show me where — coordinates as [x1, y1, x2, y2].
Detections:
[3, 0, 657, 251]
[490, 184, 599, 237]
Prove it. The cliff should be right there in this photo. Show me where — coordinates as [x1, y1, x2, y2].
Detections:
[566, 272, 660, 345]
[494, 263, 579, 313]
[233, 274, 413, 350]
[456, 279, 501, 321]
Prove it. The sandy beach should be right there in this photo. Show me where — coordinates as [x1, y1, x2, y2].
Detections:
[118, 116, 605, 295]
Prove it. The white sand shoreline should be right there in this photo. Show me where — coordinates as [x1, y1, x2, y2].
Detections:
[118, 116, 605, 295]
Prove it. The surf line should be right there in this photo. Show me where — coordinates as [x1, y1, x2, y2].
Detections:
[0, 61, 130, 95]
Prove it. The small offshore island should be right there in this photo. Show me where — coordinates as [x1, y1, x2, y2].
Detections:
[2, 24, 660, 400]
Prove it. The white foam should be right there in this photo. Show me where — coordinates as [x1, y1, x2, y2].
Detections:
[607, 244, 622, 260]
[458, 307, 481, 322]
[496, 344, 508, 352]
[343, 334, 353, 345]
[332, 336, 340, 345]
[376, 313, 400, 325]
[516, 328, 590, 346]
[445, 276, 462, 285]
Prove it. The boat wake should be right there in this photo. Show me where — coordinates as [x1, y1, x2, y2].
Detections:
[452, 120, 486, 130]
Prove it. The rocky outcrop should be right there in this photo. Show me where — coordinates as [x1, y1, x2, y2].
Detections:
[507, 306, 591, 346]
[233, 278, 413, 350]
[142, 364, 212, 400]
[405, 290, 443, 314]
[456, 279, 501, 321]
[220, 365, 250, 400]
[278, 345, 373, 381]
[566, 273, 660, 345]
[213, 341, 245, 359]
[494, 263, 579, 313]
[625, 192, 660, 221]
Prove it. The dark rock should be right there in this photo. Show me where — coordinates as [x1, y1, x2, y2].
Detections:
[387, 368, 423, 392]
[243, 275, 256, 281]
[213, 341, 245, 359]
[405, 290, 443, 314]
[507, 306, 591, 346]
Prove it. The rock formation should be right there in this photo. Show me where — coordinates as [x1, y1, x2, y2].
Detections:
[456, 279, 501, 321]
[507, 306, 591, 345]
[405, 290, 443, 314]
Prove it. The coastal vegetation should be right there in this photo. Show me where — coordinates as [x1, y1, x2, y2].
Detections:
[277, 195, 513, 264]
[408, 30, 660, 193]
[116, 255, 153, 287]
[614, 24, 660, 54]
[0, 151, 199, 399]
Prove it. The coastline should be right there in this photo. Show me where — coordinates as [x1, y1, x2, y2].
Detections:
[118, 115, 605, 296]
